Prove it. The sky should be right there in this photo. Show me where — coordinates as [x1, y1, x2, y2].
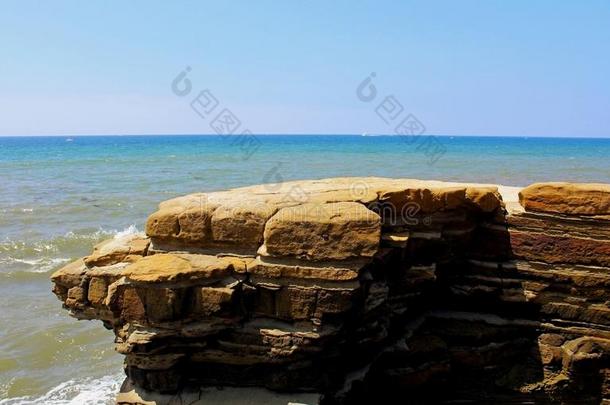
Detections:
[1, 0, 609, 137]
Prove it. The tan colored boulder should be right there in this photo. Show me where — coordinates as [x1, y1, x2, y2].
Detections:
[121, 254, 233, 283]
[211, 201, 277, 247]
[146, 200, 218, 245]
[84, 234, 150, 267]
[519, 182, 610, 215]
[51, 258, 87, 288]
[146, 206, 182, 240]
[260, 202, 381, 261]
[465, 187, 503, 212]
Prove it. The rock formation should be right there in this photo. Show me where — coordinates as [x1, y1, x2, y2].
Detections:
[51, 177, 610, 404]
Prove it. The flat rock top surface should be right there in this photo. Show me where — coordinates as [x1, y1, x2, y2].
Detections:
[145, 177, 520, 259]
[162, 176, 520, 206]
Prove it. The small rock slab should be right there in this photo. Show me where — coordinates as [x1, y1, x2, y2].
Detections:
[122, 254, 233, 283]
[519, 182, 610, 216]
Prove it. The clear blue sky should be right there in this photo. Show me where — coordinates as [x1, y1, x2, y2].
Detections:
[1, 0, 609, 136]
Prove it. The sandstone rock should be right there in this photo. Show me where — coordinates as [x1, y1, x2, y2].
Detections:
[315, 289, 355, 316]
[519, 182, 610, 215]
[84, 234, 149, 267]
[195, 287, 234, 316]
[145, 288, 185, 322]
[87, 277, 108, 306]
[248, 256, 361, 282]
[260, 202, 381, 261]
[121, 254, 233, 283]
[51, 258, 87, 288]
[118, 286, 146, 322]
[465, 187, 503, 212]
[276, 287, 318, 320]
[211, 201, 277, 247]
[146, 202, 218, 246]
[377, 186, 467, 214]
[50, 177, 610, 404]
[510, 229, 610, 267]
[158, 192, 209, 210]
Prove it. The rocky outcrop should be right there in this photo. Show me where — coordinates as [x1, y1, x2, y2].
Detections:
[51, 178, 610, 404]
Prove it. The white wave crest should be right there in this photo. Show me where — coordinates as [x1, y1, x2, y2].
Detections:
[0, 373, 123, 405]
[113, 224, 142, 240]
[7, 257, 71, 273]
[62, 224, 141, 241]
[0, 224, 141, 275]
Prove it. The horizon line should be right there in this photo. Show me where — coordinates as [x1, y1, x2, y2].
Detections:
[1, 133, 610, 139]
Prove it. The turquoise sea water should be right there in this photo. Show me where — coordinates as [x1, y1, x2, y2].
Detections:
[1, 135, 609, 404]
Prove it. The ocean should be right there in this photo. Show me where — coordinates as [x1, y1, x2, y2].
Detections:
[1, 134, 609, 404]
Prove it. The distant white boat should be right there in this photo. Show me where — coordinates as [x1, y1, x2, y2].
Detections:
[65, 138, 74, 142]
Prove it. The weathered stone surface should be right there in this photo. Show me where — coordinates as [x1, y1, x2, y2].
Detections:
[146, 202, 218, 246]
[87, 277, 108, 306]
[65, 286, 86, 308]
[520, 182, 610, 215]
[50, 177, 610, 404]
[248, 256, 361, 282]
[211, 201, 277, 247]
[51, 258, 87, 288]
[261, 202, 381, 261]
[276, 286, 318, 320]
[465, 186, 503, 212]
[194, 287, 234, 316]
[378, 186, 467, 213]
[145, 178, 509, 250]
[84, 234, 149, 267]
[121, 254, 233, 283]
[510, 230, 610, 267]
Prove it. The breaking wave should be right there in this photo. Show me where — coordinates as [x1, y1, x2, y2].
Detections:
[0, 373, 123, 405]
[0, 225, 140, 276]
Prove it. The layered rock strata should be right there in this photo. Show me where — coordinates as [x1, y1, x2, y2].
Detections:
[51, 178, 610, 404]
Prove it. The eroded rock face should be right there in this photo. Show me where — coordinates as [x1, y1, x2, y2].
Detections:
[51, 178, 610, 404]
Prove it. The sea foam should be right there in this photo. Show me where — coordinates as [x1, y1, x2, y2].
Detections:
[0, 373, 123, 405]
[0, 225, 141, 276]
